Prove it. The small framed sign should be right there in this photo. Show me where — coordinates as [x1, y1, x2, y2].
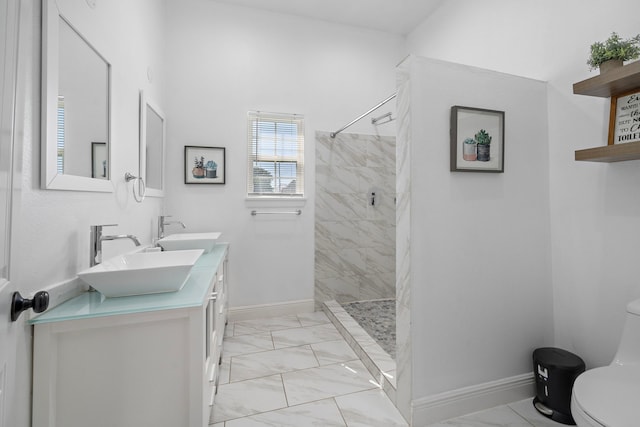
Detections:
[609, 89, 640, 145]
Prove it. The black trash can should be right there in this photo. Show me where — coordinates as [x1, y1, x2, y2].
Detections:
[532, 347, 585, 425]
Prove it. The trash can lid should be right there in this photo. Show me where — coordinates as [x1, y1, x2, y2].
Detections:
[533, 347, 585, 370]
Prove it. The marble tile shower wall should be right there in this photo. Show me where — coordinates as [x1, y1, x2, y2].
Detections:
[394, 63, 412, 421]
[315, 131, 396, 306]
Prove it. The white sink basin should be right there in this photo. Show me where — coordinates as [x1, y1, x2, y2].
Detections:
[77, 249, 204, 297]
[157, 232, 221, 253]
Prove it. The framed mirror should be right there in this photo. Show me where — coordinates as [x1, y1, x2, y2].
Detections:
[139, 91, 165, 197]
[41, 1, 112, 192]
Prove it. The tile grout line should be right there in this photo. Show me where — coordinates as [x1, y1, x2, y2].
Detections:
[279, 373, 290, 409]
[332, 396, 350, 427]
[507, 402, 538, 427]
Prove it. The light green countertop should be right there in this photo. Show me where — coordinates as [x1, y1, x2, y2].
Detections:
[29, 243, 228, 325]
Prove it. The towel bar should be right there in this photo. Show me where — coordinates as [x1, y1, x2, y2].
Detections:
[250, 210, 302, 216]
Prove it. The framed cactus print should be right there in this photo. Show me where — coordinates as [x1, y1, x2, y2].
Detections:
[184, 145, 226, 184]
[450, 106, 505, 173]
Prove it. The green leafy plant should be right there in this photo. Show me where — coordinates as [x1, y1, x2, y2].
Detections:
[587, 32, 640, 70]
[463, 137, 476, 144]
[475, 129, 492, 145]
[194, 156, 204, 169]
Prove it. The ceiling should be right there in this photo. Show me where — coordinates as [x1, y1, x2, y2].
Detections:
[210, 0, 444, 35]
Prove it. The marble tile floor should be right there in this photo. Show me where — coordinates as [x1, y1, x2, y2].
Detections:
[211, 311, 553, 427]
[211, 311, 408, 426]
[425, 399, 566, 427]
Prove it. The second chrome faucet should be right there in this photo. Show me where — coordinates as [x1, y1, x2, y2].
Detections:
[157, 215, 186, 240]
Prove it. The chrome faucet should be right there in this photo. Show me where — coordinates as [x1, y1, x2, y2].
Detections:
[157, 215, 186, 240]
[90, 224, 141, 267]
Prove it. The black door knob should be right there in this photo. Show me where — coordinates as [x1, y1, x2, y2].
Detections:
[10, 291, 49, 322]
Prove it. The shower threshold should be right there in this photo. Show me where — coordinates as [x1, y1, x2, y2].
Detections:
[323, 300, 397, 403]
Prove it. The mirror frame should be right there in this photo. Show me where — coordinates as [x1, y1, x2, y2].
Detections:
[41, 0, 113, 192]
[139, 90, 165, 197]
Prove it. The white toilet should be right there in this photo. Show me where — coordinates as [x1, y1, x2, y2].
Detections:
[571, 298, 640, 426]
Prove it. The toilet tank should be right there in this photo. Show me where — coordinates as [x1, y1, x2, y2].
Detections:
[612, 298, 640, 366]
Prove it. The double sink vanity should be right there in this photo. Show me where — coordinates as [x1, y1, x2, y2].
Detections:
[34, 1, 230, 425]
[30, 233, 228, 427]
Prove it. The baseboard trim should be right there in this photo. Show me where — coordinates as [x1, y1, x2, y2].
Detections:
[228, 299, 315, 322]
[411, 373, 535, 426]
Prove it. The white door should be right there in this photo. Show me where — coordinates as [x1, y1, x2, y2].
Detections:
[0, 0, 21, 426]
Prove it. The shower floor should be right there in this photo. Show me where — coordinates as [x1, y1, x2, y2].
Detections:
[342, 299, 396, 359]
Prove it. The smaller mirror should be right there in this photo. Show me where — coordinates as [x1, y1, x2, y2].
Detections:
[139, 91, 165, 197]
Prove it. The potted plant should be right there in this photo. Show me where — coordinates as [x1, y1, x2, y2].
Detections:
[587, 32, 640, 73]
[462, 137, 477, 161]
[475, 129, 492, 162]
[205, 160, 217, 178]
[192, 156, 205, 178]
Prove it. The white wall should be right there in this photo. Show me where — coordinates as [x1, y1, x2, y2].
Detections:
[10, 1, 167, 425]
[16, 0, 166, 288]
[401, 57, 553, 407]
[10, 1, 639, 424]
[163, 0, 403, 308]
[406, 0, 640, 371]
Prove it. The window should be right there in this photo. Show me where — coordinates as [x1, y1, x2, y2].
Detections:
[247, 111, 304, 197]
[57, 95, 65, 174]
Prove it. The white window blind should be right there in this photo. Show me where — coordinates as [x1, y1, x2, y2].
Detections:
[247, 111, 304, 197]
[57, 95, 65, 174]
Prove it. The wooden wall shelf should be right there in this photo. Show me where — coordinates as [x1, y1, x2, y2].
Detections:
[575, 140, 640, 162]
[573, 60, 640, 98]
[573, 61, 640, 162]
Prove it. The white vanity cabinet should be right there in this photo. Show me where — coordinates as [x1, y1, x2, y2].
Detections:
[30, 244, 228, 427]
[205, 248, 228, 399]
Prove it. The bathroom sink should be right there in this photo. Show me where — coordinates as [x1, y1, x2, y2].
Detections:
[77, 249, 204, 297]
[156, 232, 221, 253]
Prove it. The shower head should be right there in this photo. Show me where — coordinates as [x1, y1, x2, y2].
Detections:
[371, 112, 394, 125]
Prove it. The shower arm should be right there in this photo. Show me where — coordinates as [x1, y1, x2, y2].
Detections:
[330, 93, 397, 138]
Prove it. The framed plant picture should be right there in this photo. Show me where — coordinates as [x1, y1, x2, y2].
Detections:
[91, 142, 108, 179]
[450, 106, 505, 173]
[184, 145, 226, 184]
